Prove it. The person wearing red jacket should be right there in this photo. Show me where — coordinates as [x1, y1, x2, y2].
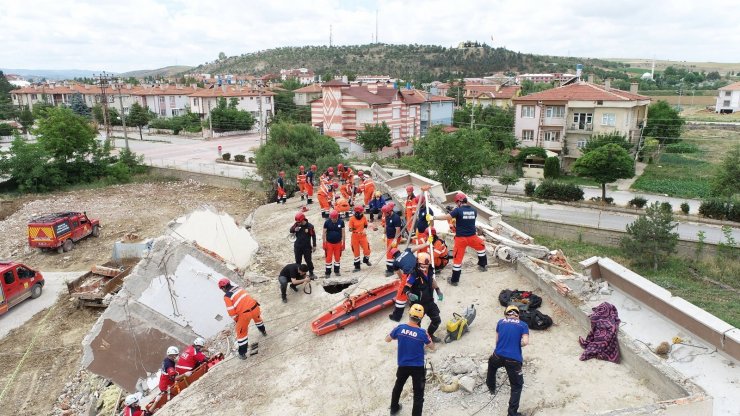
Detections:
[158, 346, 180, 392]
[175, 337, 208, 375]
[123, 395, 150, 416]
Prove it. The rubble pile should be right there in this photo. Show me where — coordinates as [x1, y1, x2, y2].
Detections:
[50, 369, 107, 416]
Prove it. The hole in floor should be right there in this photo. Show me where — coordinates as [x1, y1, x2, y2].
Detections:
[322, 278, 358, 294]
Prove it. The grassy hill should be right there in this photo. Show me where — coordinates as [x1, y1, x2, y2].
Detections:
[190, 43, 627, 82]
[120, 65, 193, 79]
[606, 58, 740, 75]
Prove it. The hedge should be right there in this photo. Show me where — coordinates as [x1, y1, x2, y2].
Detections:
[534, 180, 584, 202]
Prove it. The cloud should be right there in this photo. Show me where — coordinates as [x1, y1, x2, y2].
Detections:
[0, 0, 738, 72]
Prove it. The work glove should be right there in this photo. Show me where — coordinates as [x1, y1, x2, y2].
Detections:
[425, 213, 433, 223]
[428, 235, 434, 244]
[436, 291, 444, 302]
[407, 293, 419, 302]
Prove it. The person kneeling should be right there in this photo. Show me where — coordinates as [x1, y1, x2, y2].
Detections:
[279, 263, 312, 303]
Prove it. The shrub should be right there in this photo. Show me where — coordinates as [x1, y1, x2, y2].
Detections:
[543, 157, 560, 179]
[234, 154, 246, 162]
[590, 196, 614, 205]
[0, 123, 16, 136]
[248, 157, 255, 163]
[534, 180, 584, 202]
[660, 201, 673, 212]
[628, 196, 648, 208]
[729, 201, 740, 222]
[680, 202, 690, 214]
[698, 198, 729, 220]
[222, 152, 231, 161]
[664, 142, 699, 154]
[524, 181, 536, 197]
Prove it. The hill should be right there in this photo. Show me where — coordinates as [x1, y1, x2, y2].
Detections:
[191, 43, 626, 82]
[0, 68, 109, 80]
[606, 58, 740, 75]
[119, 65, 194, 79]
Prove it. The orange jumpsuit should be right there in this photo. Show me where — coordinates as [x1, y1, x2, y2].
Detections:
[296, 171, 307, 196]
[317, 183, 333, 217]
[362, 178, 375, 207]
[334, 197, 351, 216]
[223, 287, 264, 357]
[348, 215, 371, 269]
[339, 167, 354, 184]
[340, 183, 355, 203]
[405, 195, 418, 232]
[432, 238, 449, 269]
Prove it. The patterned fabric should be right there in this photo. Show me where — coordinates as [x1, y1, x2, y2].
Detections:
[579, 302, 621, 363]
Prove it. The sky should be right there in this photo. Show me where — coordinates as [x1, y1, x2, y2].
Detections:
[1, 0, 739, 72]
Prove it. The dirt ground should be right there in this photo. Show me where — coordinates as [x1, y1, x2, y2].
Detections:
[0, 179, 263, 416]
[157, 195, 665, 416]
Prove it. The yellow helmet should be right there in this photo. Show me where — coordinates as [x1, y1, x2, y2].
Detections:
[409, 304, 425, 319]
[505, 305, 520, 316]
[374, 191, 381, 197]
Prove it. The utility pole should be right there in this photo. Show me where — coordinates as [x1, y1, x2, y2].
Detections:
[113, 80, 129, 150]
[329, 25, 333, 47]
[470, 103, 475, 129]
[208, 100, 213, 139]
[258, 81, 264, 145]
[94, 72, 111, 146]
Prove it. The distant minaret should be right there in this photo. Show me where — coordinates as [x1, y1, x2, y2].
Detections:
[330, 25, 333, 47]
[376, 9, 379, 44]
[651, 58, 655, 80]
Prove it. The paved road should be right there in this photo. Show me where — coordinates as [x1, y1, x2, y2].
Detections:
[489, 196, 739, 244]
[0, 271, 84, 339]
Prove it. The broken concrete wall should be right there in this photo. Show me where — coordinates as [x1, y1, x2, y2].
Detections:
[513, 257, 712, 415]
[81, 236, 247, 392]
[582, 256, 740, 361]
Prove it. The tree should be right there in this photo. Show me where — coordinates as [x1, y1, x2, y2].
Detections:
[35, 106, 98, 162]
[498, 174, 519, 193]
[208, 97, 255, 132]
[127, 102, 150, 140]
[571, 143, 634, 201]
[521, 80, 554, 96]
[582, 132, 632, 154]
[32, 100, 54, 120]
[643, 100, 685, 144]
[18, 106, 34, 134]
[543, 157, 560, 179]
[356, 122, 391, 152]
[254, 123, 344, 195]
[446, 82, 465, 106]
[218, 52, 226, 60]
[281, 78, 301, 91]
[710, 144, 740, 198]
[411, 127, 504, 191]
[621, 202, 679, 271]
[0, 70, 18, 120]
[453, 105, 516, 150]
[69, 93, 91, 118]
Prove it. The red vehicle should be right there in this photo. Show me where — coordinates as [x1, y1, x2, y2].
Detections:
[0, 261, 45, 316]
[28, 212, 101, 253]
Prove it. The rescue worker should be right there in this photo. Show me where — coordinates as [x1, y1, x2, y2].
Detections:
[415, 194, 434, 234]
[340, 181, 356, 204]
[337, 163, 353, 184]
[296, 166, 307, 201]
[322, 167, 335, 185]
[429, 228, 449, 270]
[290, 212, 316, 278]
[367, 191, 385, 223]
[386, 303, 435, 416]
[276, 171, 287, 204]
[158, 346, 179, 393]
[317, 178, 334, 218]
[486, 305, 530, 416]
[383, 203, 403, 277]
[361, 173, 376, 208]
[334, 191, 351, 218]
[433, 192, 488, 286]
[278, 263, 312, 303]
[123, 395, 150, 416]
[175, 337, 208, 376]
[323, 210, 345, 277]
[402, 252, 444, 342]
[348, 205, 372, 272]
[387, 244, 431, 322]
[305, 164, 316, 204]
[218, 279, 266, 360]
[404, 186, 418, 233]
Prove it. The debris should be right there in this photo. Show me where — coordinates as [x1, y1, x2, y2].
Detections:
[440, 379, 460, 393]
[459, 375, 476, 393]
[450, 357, 477, 375]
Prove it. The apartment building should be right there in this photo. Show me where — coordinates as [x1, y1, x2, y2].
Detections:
[189, 85, 275, 126]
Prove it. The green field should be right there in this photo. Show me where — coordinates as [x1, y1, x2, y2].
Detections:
[533, 235, 740, 328]
[631, 130, 736, 199]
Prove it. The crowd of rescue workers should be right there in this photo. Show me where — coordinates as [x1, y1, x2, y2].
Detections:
[122, 164, 530, 416]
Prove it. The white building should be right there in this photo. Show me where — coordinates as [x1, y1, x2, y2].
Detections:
[715, 81, 740, 114]
[134, 85, 197, 117]
[189, 86, 276, 126]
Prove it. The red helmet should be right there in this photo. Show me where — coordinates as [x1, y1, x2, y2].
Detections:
[299, 165, 305, 171]
[381, 204, 392, 213]
[353, 205, 364, 213]
[328, 171, 334, 176]
[311, 164, 317, 170]
[279, 171, 285, 176]
[328, 167, 334, 173]
[295, 212, 306, 222]
[429, 227, 437, 236]
[406, 185, 414, 194]
[338, 163, 344, 170]
[329, 210, 339, 220]
[454, 192, 467, 203]
[217, 278, 230, 289]
[357, 170, 364, 176]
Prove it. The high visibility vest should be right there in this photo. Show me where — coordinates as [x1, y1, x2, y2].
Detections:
[223, 287, 258, 319]
[297, 173, 306, 185]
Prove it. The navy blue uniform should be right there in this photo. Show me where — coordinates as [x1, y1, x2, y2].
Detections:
[416, 206, 433, 233]
[486, 317, 529, 416]
[389, 323, 431, 416]
[386, 212, 402, 239]
[323, 219, 344, 243]
[450, 206, 477, 236]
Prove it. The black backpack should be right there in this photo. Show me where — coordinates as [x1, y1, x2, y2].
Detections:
[519, 309, 553, 330]
[498, 289, 543, 310]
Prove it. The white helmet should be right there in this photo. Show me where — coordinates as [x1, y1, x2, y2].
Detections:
[167, 346, 179, 356]
[124, 394, 139, 406]
[193, 337, 206, 347]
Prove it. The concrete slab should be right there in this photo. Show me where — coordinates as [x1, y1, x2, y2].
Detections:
[585, 288, 739, 416]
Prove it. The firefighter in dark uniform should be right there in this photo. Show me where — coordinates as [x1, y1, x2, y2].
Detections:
[290, 212, 316, 278]
[402, 252, 443, 343]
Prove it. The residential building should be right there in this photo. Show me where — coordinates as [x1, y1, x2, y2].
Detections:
[11, 82, 138, 112]
[293, 84, 322, 106]
[310, 80, 426, 150]
[188, 85, 275, 128]
[280, 68, 316, 85]
[715, 81, 740, 113]
[134, 85, 197, 117]
[516, 73, 577, 84]
[420, 95, 455, 136]
[464, 84, 521, 108]
[513, 81, 650, 169]
[355, 75, 393, 84]
[429, 81, 450, 97]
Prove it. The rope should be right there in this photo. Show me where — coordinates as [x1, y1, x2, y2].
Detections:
[0, 301, 58, 404]
[469, 378, 503, 416]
